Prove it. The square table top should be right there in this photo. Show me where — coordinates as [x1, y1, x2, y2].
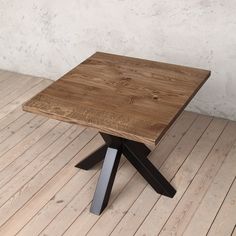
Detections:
[23, 52, 210, 145]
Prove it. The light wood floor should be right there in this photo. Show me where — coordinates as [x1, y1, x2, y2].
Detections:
[0, 70, 235, 236]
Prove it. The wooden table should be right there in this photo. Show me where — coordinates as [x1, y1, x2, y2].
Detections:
[23, 52, 210, 215]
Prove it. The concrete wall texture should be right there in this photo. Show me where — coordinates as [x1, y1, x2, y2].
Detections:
[0, 0, 236, 120]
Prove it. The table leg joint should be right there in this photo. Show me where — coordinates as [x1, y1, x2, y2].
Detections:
[75, 133, 176, 215]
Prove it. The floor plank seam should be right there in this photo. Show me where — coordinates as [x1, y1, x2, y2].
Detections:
[0, 77, 40, 109]
[182, 137, 236, 235]
[0, 125, 80, 225]
[16, 171, 80, 236]
[181, 124, 231, 235]
[134, 118, 227, 236]
[4, 129, 98, 235]
[0, 111, 25, 133]
[0, 120, 60, 188]
[206, 176, 236, 236]
[0, 114, 36, 146]
[231, 224, 236, 236]
[16, 128, 96, 235]
[0, 119, 55, 173]
[0, 78, 43, 113]
[158, 121, 233, 235]
[0, 116, 46, 159]
[55, 134, 107, 236]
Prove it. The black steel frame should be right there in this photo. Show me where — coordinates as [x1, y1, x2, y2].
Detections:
[75, 133, 176, 215]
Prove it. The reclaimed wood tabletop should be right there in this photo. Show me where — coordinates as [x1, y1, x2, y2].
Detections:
[23, 52, 210, 145]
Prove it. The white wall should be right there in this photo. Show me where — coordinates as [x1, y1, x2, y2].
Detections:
[0, 0, 236, 120]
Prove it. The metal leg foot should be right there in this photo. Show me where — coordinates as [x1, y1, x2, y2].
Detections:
[75, 145, 107, 170]
[123, 140, 176, 198]
[90, 147, 122, 215]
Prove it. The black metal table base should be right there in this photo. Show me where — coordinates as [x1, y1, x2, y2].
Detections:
[75, 133, 176, 215]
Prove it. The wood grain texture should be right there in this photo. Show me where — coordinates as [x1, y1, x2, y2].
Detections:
[23, 52, 210, 145]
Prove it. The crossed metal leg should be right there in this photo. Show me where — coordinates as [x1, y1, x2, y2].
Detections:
[75, 133, 176, 215]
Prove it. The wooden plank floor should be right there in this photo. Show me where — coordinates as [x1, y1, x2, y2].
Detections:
[0, 69, 235, 236]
